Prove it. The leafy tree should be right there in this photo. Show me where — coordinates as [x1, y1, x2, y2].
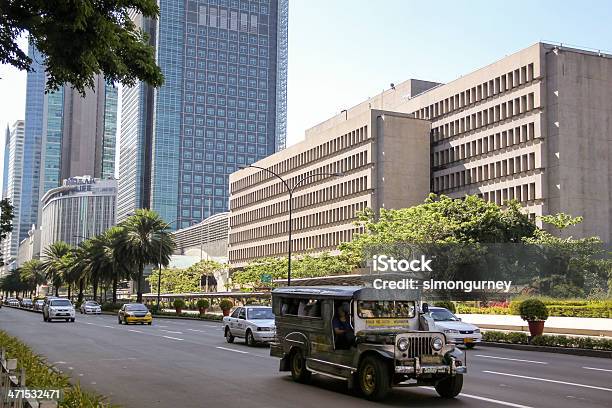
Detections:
[20, 259, 45, 296]
[120, 209, 175, 302]
[100, 226, 132, 303]
[0, 0, 163, 94]
[231, 252, 354, 289]
[0, 198, 14, 265]
[42, 241, 72, 296]
[146, 260, 224, 294]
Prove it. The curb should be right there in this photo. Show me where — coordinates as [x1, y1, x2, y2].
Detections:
[480, 341, 612, 358]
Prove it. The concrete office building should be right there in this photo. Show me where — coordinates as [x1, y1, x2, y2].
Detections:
[40, 176, 117, 252]
[16, 226, 41, 268]
[118, 0, 289, 229]
[173, 211, 230, 260]
[228, 42, 612, 268]
[1, 120, 25, 274]
[229, 95, 433, 267]
[2, 125, 10, 199]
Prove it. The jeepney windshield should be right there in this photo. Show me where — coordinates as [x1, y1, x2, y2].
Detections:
[357, 300, 415, 318]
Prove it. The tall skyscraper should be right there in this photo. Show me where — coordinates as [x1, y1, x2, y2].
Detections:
[2, 125, 10, 199]
[14, 44, 119, 255]
[1, 120, 25, 272]
[118, 0, 289, 229]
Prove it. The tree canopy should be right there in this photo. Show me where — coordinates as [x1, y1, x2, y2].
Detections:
[147, 260, 225, 294]
[0, 198, 14, 265]
[0, 0, 164, 94]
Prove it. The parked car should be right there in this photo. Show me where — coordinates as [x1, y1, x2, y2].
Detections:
[7, 298, 19, 307]
[20, 299, 33, 309]
[33, 299, 45, 311]
[429, 306, 482, 348]
[118, 303, 152, 325]
[223, 305, 276, 346]
[43, 298, 76, 322]
[80, 301, 102, 314]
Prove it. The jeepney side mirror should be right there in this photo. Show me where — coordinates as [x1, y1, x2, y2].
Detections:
[421, 303, 429, 314]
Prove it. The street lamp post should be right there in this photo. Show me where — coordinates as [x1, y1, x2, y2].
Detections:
[242, 165, 342, 286]
[157, 219, 179, 310]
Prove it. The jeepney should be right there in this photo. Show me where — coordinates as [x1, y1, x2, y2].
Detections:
[270, 286, 466, 401]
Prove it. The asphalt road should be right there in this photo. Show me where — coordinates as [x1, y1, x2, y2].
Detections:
[1, 307, 611, 408]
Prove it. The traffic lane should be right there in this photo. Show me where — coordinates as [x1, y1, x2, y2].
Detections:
[0, 308, 468, 408]
[2, 308, 611, 408]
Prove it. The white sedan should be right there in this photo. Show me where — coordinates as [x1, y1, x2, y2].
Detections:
[223, 306, 275, 346]
[430, 306, 482, 348]
[80, 301, 102, 314]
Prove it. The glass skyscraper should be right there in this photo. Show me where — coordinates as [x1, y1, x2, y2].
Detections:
[119, 0, 288, 229]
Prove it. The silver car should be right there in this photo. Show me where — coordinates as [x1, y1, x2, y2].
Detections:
[430, 307, 482, 348]
[80, 301, 102, 314]
[223, 306, 275, 346]
[33, 299, 45, 311]
[43, 298, 76, 322]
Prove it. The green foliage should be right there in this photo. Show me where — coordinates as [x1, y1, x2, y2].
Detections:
[518, 298, 549, 321]
[0, 0, 163, 95]
[219, 299, 234, 311]
[101, 302, 123, 312]
[173, 298, 186, 309]
[458, 298, 611, 318]
[196, 299, 210, 309]
[231, 252, 354, 289]
[433, 301, 456, 313]
[146, 259, 224, 294]
[0, 198, 14, 265]
[0, 330, 116, 407]
[120, 209, 176, 302]
[483, 330, 612, 350]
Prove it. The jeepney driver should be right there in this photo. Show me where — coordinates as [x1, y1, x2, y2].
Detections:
[332, 303, 355, 349]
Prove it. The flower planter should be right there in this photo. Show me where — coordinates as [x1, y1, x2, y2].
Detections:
[527, 320, 545, 337]
[175, 308, 182, 315]
[222, 309, 230, 317]
[199, 307, 207, 317]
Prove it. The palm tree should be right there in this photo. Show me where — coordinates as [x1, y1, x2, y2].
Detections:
[100, 226, 132, 304]
[20, 259, 46, 297]
[42, 241, 72, 296]
[120, 209, 175, 302]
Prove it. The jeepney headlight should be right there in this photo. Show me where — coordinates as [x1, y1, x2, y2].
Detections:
[432, 337, 444, 351]
[397, 338, 409, 352]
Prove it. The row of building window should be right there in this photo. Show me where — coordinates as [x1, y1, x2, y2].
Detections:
[230, 201, 368, 244]
[414, 63, 536, 120]
[231, 125, 369, 192]
[231, 176, 370, 227]
[477, 182, 538, 207]
[433, 122, 536, 167]
[231, 150, 368, 209]
[230, 227, 363, 263]
[434, 152, 537, 192]
[431, 92, 537, 142]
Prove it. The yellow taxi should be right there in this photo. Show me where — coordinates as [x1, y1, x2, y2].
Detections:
[118, 303, 153, 325]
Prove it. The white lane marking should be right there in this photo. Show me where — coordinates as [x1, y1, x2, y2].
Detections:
[483, 371, 612, 392]
[128, 329, 143, 333]
[187, 329, 205, 333]
[420, 387, 534, 408]
[474, 354, 548, 365]
[102, 325, 114, 329]
[583, 366, 612, 373]
[162, 335, 184, 341]
[161, 330, 183, 334]
[216, 346, 249, 354]
[157, 325, 168, 328]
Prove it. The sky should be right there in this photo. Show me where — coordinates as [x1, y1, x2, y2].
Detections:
[1, 0, 612, 191]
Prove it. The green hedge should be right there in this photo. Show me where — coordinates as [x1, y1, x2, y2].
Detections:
[152, 311, 223, 321]
[483, 331, 612, 350]
[0, 330, 117, 407]
[457, 298, 611, 318]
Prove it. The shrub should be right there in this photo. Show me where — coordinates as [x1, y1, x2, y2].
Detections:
[196, 299, 210, 309]
[518, 298, 548, 321]
[433, 301, 456, 313]
[219, 299, 234, 311]
[173, 299, 186, 309]
[101, 302, 122, 312]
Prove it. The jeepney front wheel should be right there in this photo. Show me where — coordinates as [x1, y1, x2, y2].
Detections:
[290, 349, 311, 383]
[358, 355, 390, 401]
[435, 374, 463, 398]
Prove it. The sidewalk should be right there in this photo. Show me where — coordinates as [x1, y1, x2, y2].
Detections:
[458, 313, 612, 337]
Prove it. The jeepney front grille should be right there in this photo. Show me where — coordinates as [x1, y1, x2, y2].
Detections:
[407, 336, 433, 359]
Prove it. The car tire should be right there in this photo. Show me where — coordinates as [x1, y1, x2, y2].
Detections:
[147, 322, 152, 325]
[71, 318, 75, 322]
[435, 374, 463, 398]
[464, 343, 475, 349]
[225, 327, 235, 343]
[358, 355, 390, 401]
[43, 314, 47, 322]
[246, 330, 256, 347]
[290, 349, 311, 383]
[118, 317, 122, 324]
